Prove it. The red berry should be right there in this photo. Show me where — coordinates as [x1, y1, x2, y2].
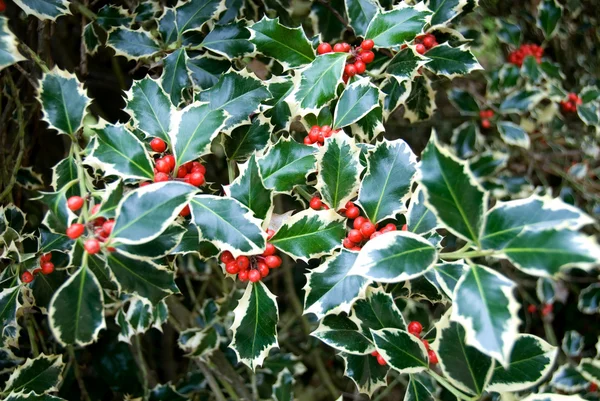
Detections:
[423, 35, 435, 49]
[353, 217, 367, 230]
[177, 166, 188, 178]
[238, 270, 249, 282]
[348, 229, 363, 244]
[258, 263, 270, 278]
[527, 304, 537, 314]
[66, 223, 85, 240]
[421, 339, 430, 349]
[21, 271, 34, 284]
[225, 261, 239, 275]
[343, 238, 355, 249]
[263, 243, 276, 256]
[317, 43, 332, 54]
[179, 205, 191, 217]
[140, 182, 151, 187]
[163, 155, 176, 171]
[310, 197, 323, 210]
[590, 383, 598, 392]
[155, 159, 171, 173]
[361, 39, 374, 50]
[265, 255, 282, 269]
[376, 355, 386, 366]
[401, 224, 408, 231]
[360, 222, 376, 238]
[481, 119, 491, 129]
[309, 127, 320, 143]
[191, 162, 206, 174]
[416, 44, 426, 54]
[41, 262, 54, 275]
[267, 229, 275, 240]
[317, 132, 325, 143]
[220, 251, 234, 263]
[351, 246, 362, 251]
[428, 349, 439, 364]
[370, 231, 382, 239]
[84, 239, 101, 254]
[321, 125, 331, 133]
[408, 321, 423, 336]
[102, 220, 115, 236]
[383, 223, 397, 232]
[345, 206, 360, 219]
[360, 50, 375, 64]
[189, 172, 205, 187]
[67, 196, 85, 211]
[345, 201, 355, 209]
[40, 253, 52, 263]
[486, 110, 495, 118]
[354, 60, 366, 74]
[154, 172, 169, 182]
[542, 303, 553, 316]
[344, 64, 357, 77]
[248, 269, 261, 282]
[333, 43, 345, 52]
[33, 268, 42, 275]
[341, 42, 351, 52]
[371, 350, 379, 356]
[150, 138, 166, 153]
[479, 110, 487, 119]
[342, 74, 349, 84]
[236, 256, 250, 271]
[304, 136, 314, 145]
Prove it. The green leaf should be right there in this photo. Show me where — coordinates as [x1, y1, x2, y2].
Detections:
[333, 78, 380, 128]
[0, 17, 25, 71]
[85, 123, 155, 180]
[230, 282, 279, 370]
[382, 78, 411, 119]
[577, 102, 600, 127]
[158, 8, 178, 45]
[577, 359, 600, 387]
[87, 254, 118, 291]
[562, 331, 584, 357]
[345, 0, 378, 37]
[537, 0, 562, 39]
[264, 79, 294, 131]
[228, 154, 273, 221]
[224, 117, 272, 161]
[499, 90, 545, 114]
[404, 76, 436, 122]
[407, 186, 438, 235]
[95, 5, 130, 30]
[315, 133, 363, 210]
[497, 19, 522, 46]
[249, 17, 314, 69]
[272, 369, 294, 401]
[270, 209, 345, 261]
[199, 21, 253, 59]
[386, 47, 427, 81]
[420, 133, 487, 245]
[190, 195, 267, 256]
[351, 286, 406, 341]
[427, 0, 469, 25]
[309, 0, 346, 42]
[448, 88, 480, 116]
[522, 56, 543, 84]
[175, 0, 224, 35]
[107, 28, 161, 59]
[358, 139, 417, 223]
[116, 297, 168, 342]
[258, 137, 317, 193]
[579, 283, 600, 314]
[312, 314, 374, 354]
[13, 0, 71, 20]
[470, 151, 508, 178]
[348, 231, 437, 282]
[39, 69, 91, 136]
[452, 265, 520, 366]
[551, 365, 588, 392]
[48, 265, 105, 346]
[0, 286, 21, 345]
[339, 352, 389, 396]
[353, 106, 385, 142]
[178, 327, 220, 358]
[96, 180, 124, 220]
[433, 262, 467, 298]
[116, 224, 186, 260]
[481, 195, 593, 250]
[3, 354, 65, 395]
[187, 56, 231, 90]
[51, 157, 79, 198]
[497, 121, 530, 149]
[38, 226, 71, 254]
[125, 78, 172, 143]
[364, 4, 432, 48]
[303, 249, 369, 319]
[112, 182, 197, 245]
[286, 53, 347, 115]
[371, 328, 429, 373]
[170, 102, 227, 166]
[37, 184, 77, 234]
[424, 44, 482, 78]
[162, 49, 191, 107]
[452, 121, 480, 158]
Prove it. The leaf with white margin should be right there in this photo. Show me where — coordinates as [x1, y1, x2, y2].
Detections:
[285, 53, 347, 116]
[452, 121, 480, 159]
[578, 358, 600, 386]
[451, 264, 520, 367]
[115, 223, 186, 260]
[38, 69, 91, 137]
[537, 0, 562, 39]
[309, 0, 346, 43]
[364, 3, 432, 48]
[230, 281, 278, 371]
[312, 313, 374, 355]
[404, 76, 436, 122]
[382, 78, 411, 120]
[187, 56, 230, 90]
[427, 0, 468, 25]
[562, 331, 584, 358]
[48, 264, 105, 346]
[264, 78, 294, 131]
[470, 151, 509, 178]
[95, 5, 131, 30]
[190, 195, 267, 257]
[448, 88, 480, 116]
[169, 102, 227, 167]
[350, 286, 406, 341]
[162, 48, 191, 107]
[303, 249, 369, 319]
[348, 231, 437, 283]
[258, 137, 317, 193]
[3, 354, 64, 395]
[125, 78, 172, 143]
[13, 0, 71, 20]
[85, 123, 155, 180]
[433, 310, 494, 396]
[112, 182, 197, 245]
[419, 132, 487, 246]
[227, 154, 273, 222]
[339, 352, 389, 396]
[224, 117, 271, 161]
[521, 394, 588, 401]
[386, 47, 427, 82]
[579, 283, 600, 314]
[358, 138, 417, 223]
[51, 157, 79, 197]
[481, 195, 593, 250]
[315, 132, 362, 210]
[199, 21, 254, 59]
[407, 186, 438, 235]
[178, 326, 220, 358]
[158, 8, 177, 45]
[0, 286, 21, 345]
[487, 334, 557, 392]
[3, 394, 66, 401]
[370, 328, 429, 373]
[270, 209, 345, 261]
[37, 183, 78, 234]
[95, 180, 123, 220]
[345, 0, 378, 37]
[404, 376, 435, 401]
[551, 365, 588, 392]
[0, 17, 25, 71]
[424, 44, 482, 79]
[537, 277, 556, 304]
[499, 89, 545, 114]
[503, 229, 600, 277]
[272, 369, 294, 401]
[107, 28, 161, 60]
[333, 78, 380, 129]
[432, 262, 467, 300]
[175, 0, 225, 35]
[352, 106, 385, 143]
[497, 121, 530, 149]
[578, 102, 600, 127]
[249, 17, 314, 70]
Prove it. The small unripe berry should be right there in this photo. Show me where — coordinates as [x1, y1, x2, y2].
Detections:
[428, 349, 439, 364]
[220, 251, 234, 263]
[150, 138, 167, 153]
[189, 172, 205, 187]
[67, 196, 85, 211]
[84, 239, 101, 254]
[154, 172, 169, 182]
[416, 44, 426, 54]
[348, 229, 363, 244]
[263, 243, 276, 256]
[408, 321, 423, 336]
[376, 355, 386, 366]
[310, 197, 322, 210]
[248, 269, 261, 282]
[265, 255, 282, 269]
[21, 271, 34, 283]
[361, 39, 374, 50]
[360, 222, 376, 238]
[345, 206, 360, 219]
[41, 262, 54, 275]
[66, 223, 85, 240]
[354, 60, 366, 74]
[317, 43, 332, 54]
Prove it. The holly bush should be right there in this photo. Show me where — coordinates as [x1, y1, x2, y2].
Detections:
[0, 0, 599, 400]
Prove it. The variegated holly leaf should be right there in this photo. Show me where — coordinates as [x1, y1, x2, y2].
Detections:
[82, 24, 99, 55]
[85, 123, 155, 180]
[345, 0, 379, 37]
[158, 8, 177, 45]
[364, 4, 432, 48]
[116, 297, 168, 343]
[162, 49, 191, 107]
[579, 283, 600, 314]
[333, 78, 380, 129]
[451, 265, 520, 366]
[405, 376, 435, 401]
[16, 167, 44, 191]
[95, 5, 131, 30]
[272, 369, 294, 401]
[198, 70, 271, 131]
[470, 151, 509, 178]
[419, 133, 487, 245]
[537, 0, 562, 39]
[112, 182, 197, 245]
[499, 89, 545, 114]
[264, 79, 294, 131]
[230, 282, 279, 371]
[371, 328, 429, 373]
[172, 223, 219, 260]
[227, 154, 273, 221]
[199, 21, 253, 59]
[187, 56, 230, 90]
[562, 331, 584, 357]
[551, 365, 589, 393]
[170, 102, 227, 166]
[382, 78, 411, 119]
[433, 262, 467, 299]
[175, 0, 224, 36]
[339, 352, 389, 396]
[270, 209, 345, 261]
[37, 184, 78, 234]
[497, 121, 530, 149]
[577, 359, 600, 386]
[357, 139, 417, 223]
[407, 186, 438, 235]
[258, 137, 317, 193]
[286, 53, 347, 116]
[3, 354, 65, 395]
[178, 327, 220, 358]
[427, 0, 469, 25]
[0, 286, 21, 345]
[38, 226, 71, 254]
[497, 19, 522, 47]
[424, 44, 482, 78]
[13, 0, 71, 20]
[87, 254, 118, 291]
[348, 231, 437, 283]
[51, 158, 79, 197]
[224, 117, 271, 161]
[38, 69, 91, 137]
[351, 286, 406, 341]
[126, 78, 172, 143]
[303, 249, 369, 319]
[448, 88, 480, 116]
[95, 180, 124, 220]
[310, 0, 346, 42]
[312, 314, 374, 355]
[107, 28, 161, 59]
[315, 133, 362, 210]
[433, 310, 494, 396]
[115, 223, 186, 260]
[522, 56, 542, 84]
[249, 17, 314, 69]
[0, 17, 25, 71]
[49, 264, 105, 346]
[452, 121, 480, 158]
[386, 47, 427, 81]
[190, 195, 267, 257]
[352, 106, 385, 142]
[404, 76, 436, 122]
[578, 102, 600, 126]
[481, 195, 592, 250]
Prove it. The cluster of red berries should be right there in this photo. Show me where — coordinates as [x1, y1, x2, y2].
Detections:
[65, 200, 115, 255]
[479, 109, 494, 129]
[309, 196, 330, 210]
[340, 202, 404, 251]
[303, 125, 341, 146]
[560, 93, 582, 113]
[370, 350, 387, 366]
[408, 321, 438, 364]
[316, 39, 376, 83]
[508, 44, 543, 67]
[20, 252, 54, 284]
[219, 229, 282, 283]
[414, 34, 438, 55]
[527, 303, 553, 317]
[149, 138, 206, 187]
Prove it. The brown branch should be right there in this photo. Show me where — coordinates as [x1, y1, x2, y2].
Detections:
[316, 0, 350, 30]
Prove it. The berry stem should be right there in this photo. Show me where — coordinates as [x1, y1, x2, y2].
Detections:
[25, 317, 40, 357]
[295, 186, 314, 203]
[426, 369, 475, 401]
[228, 159, 236, 184]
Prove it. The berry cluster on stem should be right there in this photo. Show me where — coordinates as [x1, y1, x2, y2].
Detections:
[508, 44, 543, 67]
[560, 93, 582, 113]
[149, 138, 206, 187]
[479, 109, 494, 129]
[303, 125, 340, 146]
[21, 252, 55, 283]
[408, 321, 438, 364]
[65, 201, 116, 255]
[414, 33, 438, 55]
[341, 201, 404, 251]
[317, 39, 376, 83]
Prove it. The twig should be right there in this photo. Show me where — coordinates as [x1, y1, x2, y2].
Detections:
[312, 350, 340, 399]
[0, 76, 26, 203]
[25, 317, 40, 357]
[283, 266, 311, 336]
[316, 0, 350, 30]
[196, 361, 228, 401]
[68, 346, 92, 401]
[132, 335, 150, 400]
[18, 43, 50, 73]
